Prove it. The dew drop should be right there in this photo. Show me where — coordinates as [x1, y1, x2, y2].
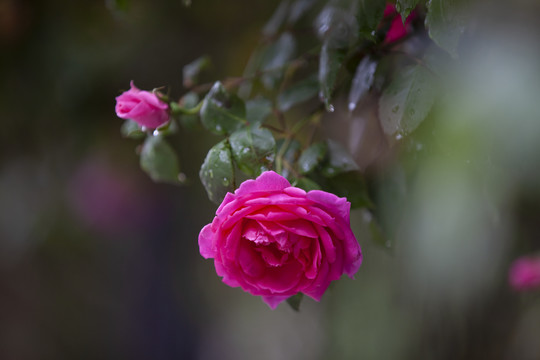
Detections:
[327, 104, 335, 112]
[177, 173, 187, 183]
[153, 129, 159, 136]
[370, 30, 376, 36]
[408, 109, 415, 116]
[391, 105, 400, 113]
[222, 178, 230, 186]
[348, 102, 356, 112]
[216, 125, 222, 132]
[395, 134, 403, 140]
[242, 147, 250, 154]
[141, 126, 148, 132]
[208, 169, 214, 178]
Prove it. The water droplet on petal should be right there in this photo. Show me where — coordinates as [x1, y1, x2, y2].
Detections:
[395, 134, 403, 140]
[141, 126, 148, 132]
[153, 130, 159, 136]
[348, 102, 356, 112]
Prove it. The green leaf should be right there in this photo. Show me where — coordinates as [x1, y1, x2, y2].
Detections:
[120, 119, 145, 139]
[277, 74, 319, 111]
[183, 56, 211, 88]
[178, 92, 200, 129]
[378, 65, 437, 136]
[348, 56, 377, 112]
[261, 32, 296, 89]
[322, 139, 359, 177]
[288, 0, 316, 24]
[246, 98, 273, 127]
[230, 126, 276, 177]
[318, 42, 345, 111]
[276, 139, 301, 179]
[396, 0, 420, 22]
[298, 142, 327, 175]
[294, 177, 322, 191]
[263, 0, 290, 36]
[200, 82, 246, 135]
[319, 171, 373, 209]
[199, 140, 235, 204]
[140, 136, 181, 184]
[315, 3, 358, 48]
[286, 293, 303, 311]
[425, 0, 467, 58]
[357, 0, 386, 36]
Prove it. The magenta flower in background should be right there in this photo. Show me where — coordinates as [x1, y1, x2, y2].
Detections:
[509, 256, 540, 291]
[115, 81, 169, 129]
[198, 171, 362, 309]
[383, 4, 417, 44]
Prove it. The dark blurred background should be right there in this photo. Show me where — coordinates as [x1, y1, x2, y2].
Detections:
[2, 0, 540, 359]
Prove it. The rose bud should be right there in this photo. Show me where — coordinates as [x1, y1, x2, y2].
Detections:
[383, 3, 417, 44]
[115, 81, 169, 129]
[199, 171, 363, 309]
[509, 256, 540, 291]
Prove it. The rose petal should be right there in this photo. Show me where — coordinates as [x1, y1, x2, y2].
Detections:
[198, 224, 216, 259]
[261, 295, 290, 309]
[277, 219, 318, 238]
[307, 190, 351, 223]
[234, 171, 291, 197]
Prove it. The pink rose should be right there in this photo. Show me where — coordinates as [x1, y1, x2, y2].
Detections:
[383, 4, 417, 44]
[115, 81, 169, 129]
[509, 256, 540, 291]
[198, 171, 362, 309]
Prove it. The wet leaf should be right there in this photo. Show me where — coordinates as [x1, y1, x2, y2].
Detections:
[378, 65, 437, 136]
[425, 0, 468, 58]
[315, 2, 358, 48]
[200, 140, 235, 204]
[276, 139, 301, 179]
[120, 119, 145, 139]
[322, 139, 359, 177]
[183, 56, 211, 88]
[298, 142, 327, 174]
[318, 42, 345, 111]
[261, 32, 296, 89]
[246, 98, 273, 127]
[200, 82, 246, 135]
[319, 171, 373, 209]
[263, 0, 290, 36]
[357, 0, 386, 36]
[348, 56, 377, 112]
[288, 0, 316, 24]
[396, 0, 419, 22]
[229, 126, 276, 177]
[140, 136, 181, 184]
[277, 74, 319, 111]
[286, 293, 303, 311]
